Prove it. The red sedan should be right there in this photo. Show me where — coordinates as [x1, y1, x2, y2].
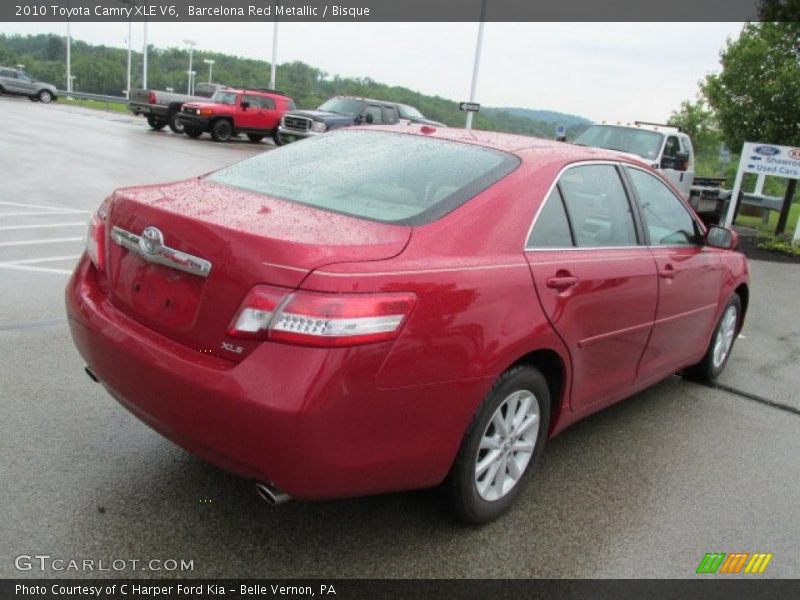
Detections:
[67, 126, 748, 523]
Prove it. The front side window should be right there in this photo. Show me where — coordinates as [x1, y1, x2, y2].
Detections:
[527, 188, 574, 249]
[626, 167, 699, 246]
[363, 105, 383, 124]
[397, 104, 424, 119]
[558, 165, 638, 247]
[207, 130, 519, 225]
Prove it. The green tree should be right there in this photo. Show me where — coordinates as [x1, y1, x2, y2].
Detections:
[703, 21, 800, 234]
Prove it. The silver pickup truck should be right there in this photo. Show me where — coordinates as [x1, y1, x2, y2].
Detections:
[128, 83, 226, 133]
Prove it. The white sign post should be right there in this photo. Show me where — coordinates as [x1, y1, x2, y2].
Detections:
[724, 142, 800, 241]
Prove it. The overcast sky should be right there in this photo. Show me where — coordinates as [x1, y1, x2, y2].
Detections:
[1, 21, 744, 123]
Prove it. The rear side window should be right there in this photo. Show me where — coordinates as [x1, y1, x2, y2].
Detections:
[626, 167, 700, 246]
[527, 188, 574, 249]
[558, 165, 638, 247]
[207, 130, 519, 225]
[260, 96, 276, 109]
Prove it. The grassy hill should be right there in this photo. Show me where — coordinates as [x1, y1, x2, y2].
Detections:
[0, 33, 591, 139]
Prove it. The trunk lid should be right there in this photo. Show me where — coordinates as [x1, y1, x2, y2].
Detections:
[104, 178, 411, 362]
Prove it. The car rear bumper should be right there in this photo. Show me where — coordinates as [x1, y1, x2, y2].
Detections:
[128, 103, 168, 118]
[66, 256, 479, 499]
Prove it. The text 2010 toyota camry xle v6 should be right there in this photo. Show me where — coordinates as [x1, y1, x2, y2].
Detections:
[67, 127, 748, 523]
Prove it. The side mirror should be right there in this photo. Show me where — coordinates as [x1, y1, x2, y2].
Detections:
[364, 113, 374, 124]
[240, 101, 250, 109]
[705, 225, 739, 250]
[673, 150, 690, 172]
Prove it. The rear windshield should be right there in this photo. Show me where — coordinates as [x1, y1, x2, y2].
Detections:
[574, 125, 664, 161]
[206, 130, 519, 225]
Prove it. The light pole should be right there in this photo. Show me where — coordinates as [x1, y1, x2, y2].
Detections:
[126, 20, 132, 97]
[66, 21, 72, 93]
[465, 0, 487, 130]
[203, 59, 215, 83]
[184, 39, 197, 95]
[142, 19, 148, 88]
[269, 20, 278, 89]
[188, 70, 197, 95]
[69, 75, 77, 92]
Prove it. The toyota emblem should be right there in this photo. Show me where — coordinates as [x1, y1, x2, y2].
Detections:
[139, 226, 164, 256]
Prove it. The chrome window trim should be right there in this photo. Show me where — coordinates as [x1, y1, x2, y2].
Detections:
[111, 226, 212, 278]
[523, 160, 644, 252]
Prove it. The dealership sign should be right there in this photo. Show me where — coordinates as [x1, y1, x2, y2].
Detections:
[724, 142, 800, 241]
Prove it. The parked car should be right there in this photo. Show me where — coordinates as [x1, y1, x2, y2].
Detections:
[0, 66, 57, 103]
[128, 82, 227, 133]
[177, 88, 295, 143]
[67, 126, 749, 523]
[276, 96, 403, 144]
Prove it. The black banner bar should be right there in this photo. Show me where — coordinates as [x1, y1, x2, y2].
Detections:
[4, 0, 767, 23]
[3, 579, 800, 600]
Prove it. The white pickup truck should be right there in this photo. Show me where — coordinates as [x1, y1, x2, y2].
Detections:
[573, 121, 696, 198]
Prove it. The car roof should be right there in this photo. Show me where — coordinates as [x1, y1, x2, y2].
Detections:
[349, 124, 651, 166]
[587, 122, 688, 138]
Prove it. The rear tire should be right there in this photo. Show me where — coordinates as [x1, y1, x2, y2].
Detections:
[37, 90, 53, 103]
[168, 111, 185, 134]
[446, 365, 550, 524]
[247, 134, 264, 143]
[147, 116, 166, 130]
[685, 294, 742, 382]
[210, 119, 233, 142]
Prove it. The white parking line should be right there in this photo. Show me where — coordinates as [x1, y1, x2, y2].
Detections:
[7, 255, 81, 265]
[0, 237, 83, 247]
[0, 263, 72, 275]
[0, 201, 91, 214]
[0, 222, 86, 231]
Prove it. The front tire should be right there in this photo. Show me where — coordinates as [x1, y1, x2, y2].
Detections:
[210, 119, 233, 142]
[272, 130, 287, 146]
[446, 365, 550, 524]
[168, 111, 185, 134]
[685, 294, 742, 382]
[37, 90, 53, 103]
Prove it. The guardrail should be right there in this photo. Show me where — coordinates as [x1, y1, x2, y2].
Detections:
[57, 90, 129, 108]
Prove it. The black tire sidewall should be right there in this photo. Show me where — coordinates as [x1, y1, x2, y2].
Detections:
[211, 120, 232, 142]
[448, 366, 551, 524]
[168, 111, 185, 134]
[687, 294, 742, 382]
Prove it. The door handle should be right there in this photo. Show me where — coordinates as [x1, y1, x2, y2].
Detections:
[659, 265, 676, 279]
[546, 275, 579, 291]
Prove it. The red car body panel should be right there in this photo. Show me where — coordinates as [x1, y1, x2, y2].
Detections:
[66, 126, 749, 500]
[182, 90, 293, 132]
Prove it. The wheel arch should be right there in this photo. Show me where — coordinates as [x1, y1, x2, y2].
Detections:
[734, 282, 749, 330]
[505, 348, 568, 436]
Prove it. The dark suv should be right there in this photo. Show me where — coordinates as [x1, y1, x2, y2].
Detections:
[276, 96, 402, 144]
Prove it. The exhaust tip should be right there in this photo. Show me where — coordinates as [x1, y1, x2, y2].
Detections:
[255, 482, 291, 505]
[84, 366, 99, 383]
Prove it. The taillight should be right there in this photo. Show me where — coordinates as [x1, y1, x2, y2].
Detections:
[228, 286, 416, 347]
[147, 91, 156, 104]
[84, 214, 106, 272]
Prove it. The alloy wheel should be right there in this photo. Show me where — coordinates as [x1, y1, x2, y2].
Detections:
[475, 390, 540, 501]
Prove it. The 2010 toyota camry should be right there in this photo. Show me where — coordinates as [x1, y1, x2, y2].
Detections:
[66, 126, 749, 523]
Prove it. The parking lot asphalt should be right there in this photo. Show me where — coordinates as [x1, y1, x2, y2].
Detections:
[1, 97, 799, 579]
